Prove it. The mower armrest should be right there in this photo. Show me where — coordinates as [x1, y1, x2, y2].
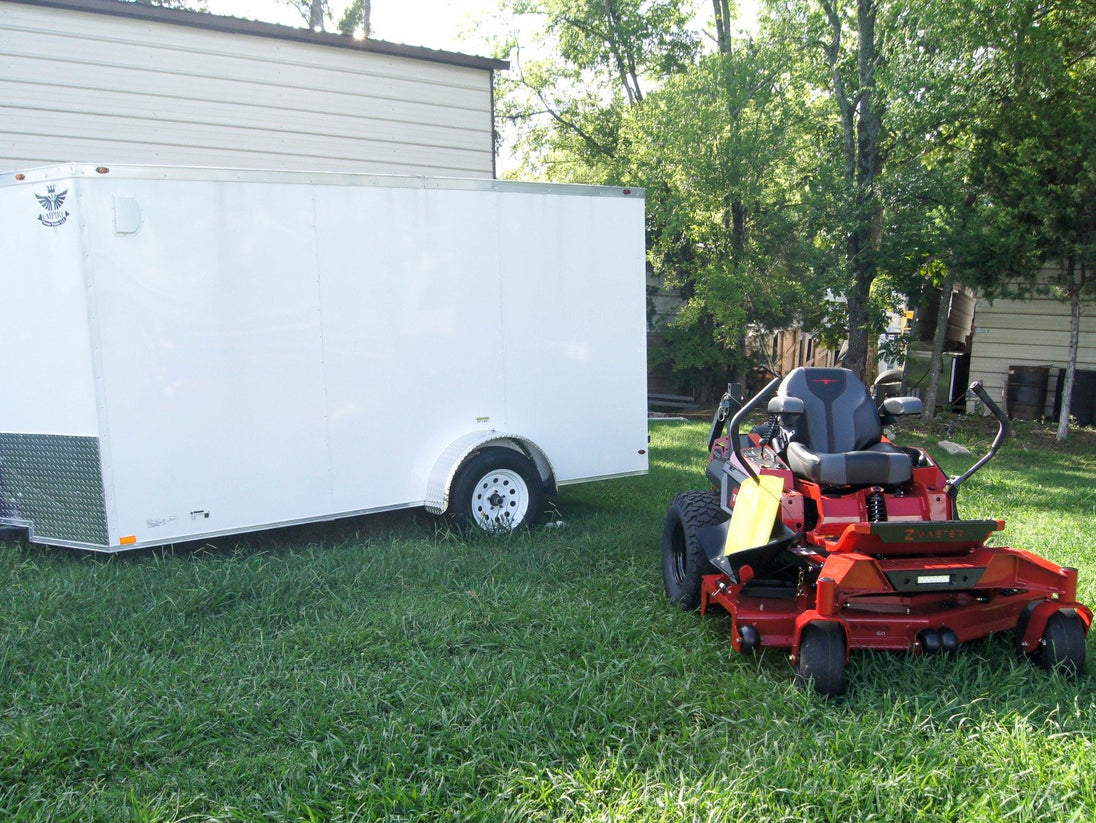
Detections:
[881, 396, 922, 417]
[767, 396, 805, 416]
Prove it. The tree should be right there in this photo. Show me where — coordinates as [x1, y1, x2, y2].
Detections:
[757, 0, 944, 383]
[497, 0, 699, 182]
[285, 0, 326, 30]
[763, 0, 1002, 389]
[498, 1, 855, 397]
[760, 0, 889, 382]
[871, 1, 993, 420]
[821, 0, 884, 383]
[494, 1, 722, 394]
[969, 0, 1096, 440]
[626, 39, 844, 395]
[494, 0, 1095, 410]
[338, 0, 372, 36]
[132, 0, 208, 10]
[281, 0, 370, 34]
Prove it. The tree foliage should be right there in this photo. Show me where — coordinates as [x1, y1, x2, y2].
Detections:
[131, 0, 208, 10]
[966, 0, 1096, 438]
[497, 0, 699, 181]
[495, 0, 1096, 403]
[969, 0, 1096, 286]
[627, 44, 843, 389]
[279, 0, 371, 35]
[338, 0, 372, 36]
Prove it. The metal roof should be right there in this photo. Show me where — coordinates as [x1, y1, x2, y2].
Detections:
[3, 0, 509, 72]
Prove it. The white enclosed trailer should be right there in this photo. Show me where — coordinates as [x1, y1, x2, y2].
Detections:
[0, 163, 648, 551]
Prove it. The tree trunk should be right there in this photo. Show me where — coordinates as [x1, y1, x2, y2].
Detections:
[731, 199, 746, 254]
[847, 0, 882, 382]
[923, 268, 956, 423]
[1057, 258, 1084, 442]
[844, 252, 873, 381]
[822, 0, 882, 383]
[309, 0, 324, 31]
[603, 0, 642, 104]
[713, 0, 732, 55]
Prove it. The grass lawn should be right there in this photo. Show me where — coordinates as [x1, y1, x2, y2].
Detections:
[1, 417, 1095, 821]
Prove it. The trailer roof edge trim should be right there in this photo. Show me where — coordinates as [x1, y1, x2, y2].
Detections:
[1, 163, 645, 198]
[1, 0, 510, 71]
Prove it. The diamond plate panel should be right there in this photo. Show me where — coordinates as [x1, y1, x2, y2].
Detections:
[0, 433, 109, 546]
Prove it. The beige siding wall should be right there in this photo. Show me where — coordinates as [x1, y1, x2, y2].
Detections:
[0, 1, 497, 177]
[968, 289, 1096, 415]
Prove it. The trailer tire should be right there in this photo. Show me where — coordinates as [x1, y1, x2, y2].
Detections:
[449, 447, 545, 533]
[661, 490, 726, 611]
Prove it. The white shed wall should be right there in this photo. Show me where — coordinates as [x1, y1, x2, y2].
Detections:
[0, 0, 499, 177]
[968, 288, 1096, 415]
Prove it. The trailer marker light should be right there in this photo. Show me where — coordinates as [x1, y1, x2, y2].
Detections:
[15, 173, 25, 180]
[120, 535, 137, 545]
[96, 167, 110, 174]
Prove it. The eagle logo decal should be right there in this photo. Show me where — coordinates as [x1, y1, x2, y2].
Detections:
[35, 185, 70, 227]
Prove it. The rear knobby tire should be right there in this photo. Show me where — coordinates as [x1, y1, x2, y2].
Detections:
[795, 622, 847, 697]
[661, 490, 726, 611]
[449, 447, 545, 533]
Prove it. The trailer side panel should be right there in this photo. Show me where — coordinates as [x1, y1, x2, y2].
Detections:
[81, 177, 335, 544]
[498, 190, 648, 483]
[0, 172, 108, 544]
[1, 165, 647, 550]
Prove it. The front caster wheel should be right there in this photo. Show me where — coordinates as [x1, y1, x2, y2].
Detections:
[1036, 610, 1087, 676]
[795, 622, 847, 697]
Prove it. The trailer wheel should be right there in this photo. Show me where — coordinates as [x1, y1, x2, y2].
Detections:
[1036, 610, 1086, 676]
[449, 447, 545, 533]
[661, 490, 726, 611]
[795, 622, 847, 698]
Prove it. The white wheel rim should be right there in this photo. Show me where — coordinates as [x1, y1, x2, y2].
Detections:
[471, 468, 530, 532]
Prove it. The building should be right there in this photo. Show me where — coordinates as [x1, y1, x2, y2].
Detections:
[967, 277, 1096, 422]
[1, 0, 506, 177]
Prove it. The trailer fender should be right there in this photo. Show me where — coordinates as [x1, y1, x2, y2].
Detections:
[425, 433, 555, 515]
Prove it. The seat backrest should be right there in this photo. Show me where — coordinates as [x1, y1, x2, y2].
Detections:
[776, 367, 882, 453]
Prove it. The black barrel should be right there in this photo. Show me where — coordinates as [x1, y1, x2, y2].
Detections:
[1005, 365, 1049, 421]
[1052, 368, 1096, 427]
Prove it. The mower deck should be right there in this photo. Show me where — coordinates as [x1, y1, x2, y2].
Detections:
[701, 547, 1090, 658]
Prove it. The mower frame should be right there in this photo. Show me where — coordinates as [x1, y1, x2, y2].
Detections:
[665, 372, 1092, 695]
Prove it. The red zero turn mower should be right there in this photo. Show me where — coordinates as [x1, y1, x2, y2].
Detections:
[661, 367, 1092, 696]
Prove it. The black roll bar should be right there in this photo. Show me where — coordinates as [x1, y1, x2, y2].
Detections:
[945, 381, 1009, 498]
[727, 376, 782, 484]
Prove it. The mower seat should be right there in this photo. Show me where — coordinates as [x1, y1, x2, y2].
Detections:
[776, 367, 912, 487]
